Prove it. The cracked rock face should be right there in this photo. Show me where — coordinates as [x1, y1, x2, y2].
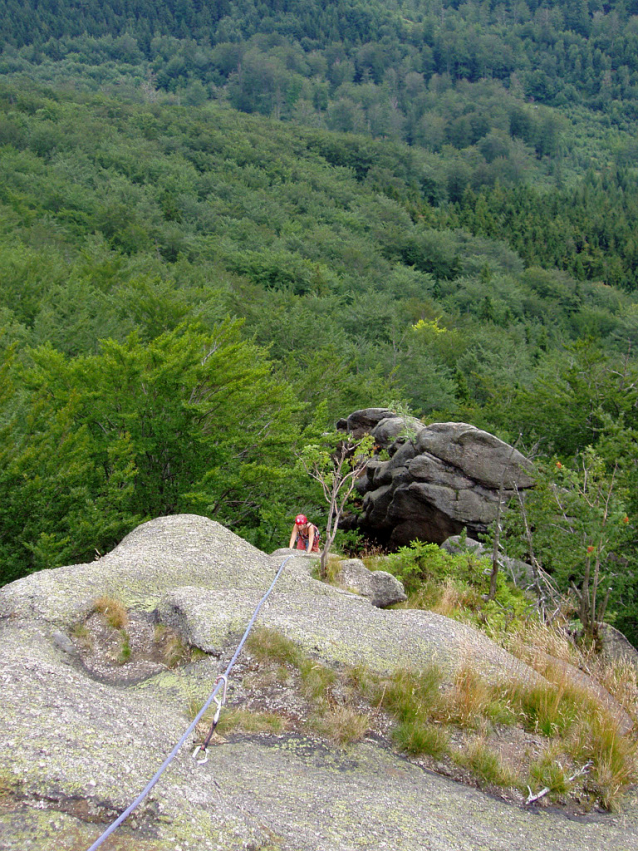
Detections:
[0, 515, 636, 851]
[342, 411, 534, 546]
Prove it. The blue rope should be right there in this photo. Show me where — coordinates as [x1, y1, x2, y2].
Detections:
[86, 554, 294, 851]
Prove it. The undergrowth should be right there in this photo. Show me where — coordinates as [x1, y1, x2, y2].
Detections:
[193, 619, 637, 809]
[260, 540, 638, 808]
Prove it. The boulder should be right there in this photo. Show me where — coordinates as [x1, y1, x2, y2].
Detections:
[415, 422, 534, 489]
[441, 535, 486, 557]
[335, 558, 407, 607]
[343, 407, 395, 438]
[441, 535, 535, 588]
[340, 411, 535, 546]
[371, 415, 424, 446]
[600, 624, 638, 673]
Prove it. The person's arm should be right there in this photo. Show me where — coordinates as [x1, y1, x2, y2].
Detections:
[289, 526, 298, 549]
[307, 526, 315, 552]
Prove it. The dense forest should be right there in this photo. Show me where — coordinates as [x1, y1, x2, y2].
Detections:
[0, 1, 637, 642]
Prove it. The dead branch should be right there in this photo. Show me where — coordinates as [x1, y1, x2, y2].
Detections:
[525, 761, 593, 805]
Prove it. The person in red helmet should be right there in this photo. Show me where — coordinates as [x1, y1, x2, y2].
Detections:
[289, 514, 321, 553]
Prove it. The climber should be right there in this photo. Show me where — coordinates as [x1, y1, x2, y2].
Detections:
[289, 514, 321, 553]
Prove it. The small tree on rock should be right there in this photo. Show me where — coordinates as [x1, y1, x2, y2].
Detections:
[298, 433, 374, 577]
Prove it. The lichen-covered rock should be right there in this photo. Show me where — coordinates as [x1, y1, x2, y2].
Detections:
[369, 569, 408, 607]
[335, 558, 407, 607]
[0, 515, 635, 851]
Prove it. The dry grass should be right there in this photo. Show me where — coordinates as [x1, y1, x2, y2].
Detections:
[223, 625, 637, 808]
[504, 674, 583, 738]
[498, 668, 638, 809]
[247, 626, 303, 667]
[93, 596, 128, 630]
[189, 701, 287, 736]
[430, 579, 481, 618]
[215, 708, 288, 736]
[360, 554, 387, 572]
[454, 737, 517, 788]
[393, 718, 449, 757]
[371, 666, 443, 722]
[312, 705, 370, 745]
[299, 659, 337, 702]
[247, 627, 336, 702]
[71, 622, 93, 650]
[323, 554, 345, 583]
[589, 656, 638, 726]
[438, 664, 491, 727]
[506, 619, 580, 668]
[356, 651, 637, 808]
[568, 711, 638, 811]
[154, 624, 191, 669]
[528, 746, 571, 795]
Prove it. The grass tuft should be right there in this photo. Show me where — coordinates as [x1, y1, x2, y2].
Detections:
[189, 701, 287, 736]
[372, 666, 443, 722]
[247, 627, 303, 667]
[393, 719, 448, 757]
[299, 659, 337, 702]
[312, 705, 370, 746]
[528, 749, 570, 796]
[154, 624, 191, 668]
[572, 712, 638, 811]
[71, 622, 93, 650]
[118, 631, 131, 664]
[440, 664, 491, 726]
[454, 738, 516, 788]
[93, 596, 128, 630]
[216, 708, 288, 736]
[504, 677, 581, 738]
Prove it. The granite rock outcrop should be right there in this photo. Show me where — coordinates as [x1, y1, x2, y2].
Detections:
[0, 515, 635, 851]
[339, 408, 534, 546]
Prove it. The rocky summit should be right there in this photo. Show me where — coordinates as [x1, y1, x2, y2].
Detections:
[0, 515, 636, 851]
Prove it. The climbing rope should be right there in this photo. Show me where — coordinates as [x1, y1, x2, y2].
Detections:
[86, 554, 294, 851]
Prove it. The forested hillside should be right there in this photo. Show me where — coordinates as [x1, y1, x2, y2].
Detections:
[0, 2, 637, 641]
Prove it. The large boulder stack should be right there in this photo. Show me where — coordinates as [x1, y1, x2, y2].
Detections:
[339, 409, 534, 546]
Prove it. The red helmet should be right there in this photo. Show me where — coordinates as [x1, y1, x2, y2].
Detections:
[295, 514, 308, 525]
